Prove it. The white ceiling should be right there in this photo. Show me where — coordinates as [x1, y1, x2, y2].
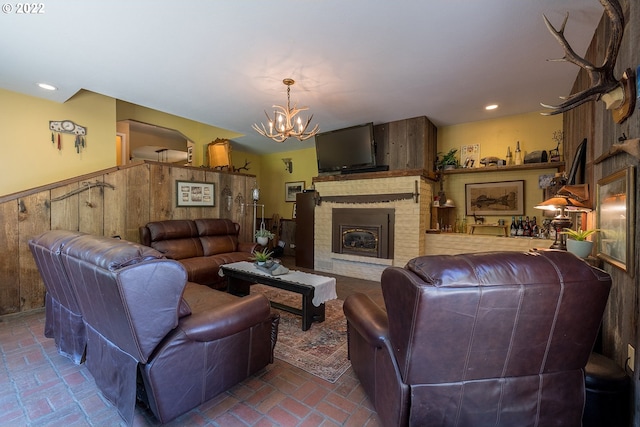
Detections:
[0, 1, 604, 154]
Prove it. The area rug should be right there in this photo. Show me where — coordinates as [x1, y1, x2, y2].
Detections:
[250, 284, 350, 383]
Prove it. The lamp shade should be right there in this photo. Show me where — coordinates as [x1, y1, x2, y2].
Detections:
[534, 184, 591, 212]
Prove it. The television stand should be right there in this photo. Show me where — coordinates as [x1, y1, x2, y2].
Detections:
[341, 165, 389, 175]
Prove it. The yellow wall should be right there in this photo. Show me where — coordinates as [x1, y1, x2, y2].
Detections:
[256, 147, 318, 219]
[436, 111, 563, 233]
[1, 87, 563, 226]
[438, 111, 563, 161]
[116, 100, 243, 166]
[0, 89, 117, 196]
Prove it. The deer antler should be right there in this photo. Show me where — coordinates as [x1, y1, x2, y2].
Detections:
[541, 0, 626, 115]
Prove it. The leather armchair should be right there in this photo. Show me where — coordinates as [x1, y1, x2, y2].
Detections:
[344, 250, 611, 427]
[31, 230, 279, 425]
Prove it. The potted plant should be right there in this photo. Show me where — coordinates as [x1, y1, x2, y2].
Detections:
[255, 228, 274, 246]
[562, 228, 599, 258]
[436, 149, 459, 171]
[251, 248, 274, 266]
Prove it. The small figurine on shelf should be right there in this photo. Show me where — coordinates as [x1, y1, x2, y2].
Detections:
[549, 130, 563, 162]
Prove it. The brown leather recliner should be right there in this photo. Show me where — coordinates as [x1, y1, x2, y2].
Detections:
[30, 230, 279, 425]
[344, 250, 611, 427]
[29, 230, 87, 364]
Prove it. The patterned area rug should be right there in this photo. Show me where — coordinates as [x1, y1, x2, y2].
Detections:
[251, 284, 350, 383]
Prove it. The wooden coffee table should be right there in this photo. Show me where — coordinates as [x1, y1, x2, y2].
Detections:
[220, 261, 336, 331]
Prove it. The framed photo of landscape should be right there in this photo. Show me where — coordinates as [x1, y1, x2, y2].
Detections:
[285, 181, 305, 202]
[596, 166, 635, 275]
[465, 180, 524, 216]
[176, 180, 215, 207]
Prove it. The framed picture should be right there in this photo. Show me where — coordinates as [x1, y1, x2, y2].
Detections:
[465, 180, 524, 216]
[596, 166, 635, 275]
[285, 181, 305, 202]
[461, 143, 480, 168]
[176, 180, 215, 207]
[292, 203, 297, 219]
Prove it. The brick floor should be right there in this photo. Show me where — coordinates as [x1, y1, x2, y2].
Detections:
[0, 265, 384, 427]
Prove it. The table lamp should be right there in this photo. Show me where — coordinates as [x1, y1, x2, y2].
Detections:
[534, 184, 591, 250]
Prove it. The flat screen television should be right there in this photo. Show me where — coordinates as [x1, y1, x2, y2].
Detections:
[315, 123, 376, 174]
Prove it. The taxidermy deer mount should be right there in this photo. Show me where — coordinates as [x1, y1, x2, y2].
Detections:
[541, 0, 636, 124]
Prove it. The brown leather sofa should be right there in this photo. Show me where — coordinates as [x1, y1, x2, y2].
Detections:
[139, 218, 257, 289]
[29, 230, 279, 425]
[344, 250, 611, 427]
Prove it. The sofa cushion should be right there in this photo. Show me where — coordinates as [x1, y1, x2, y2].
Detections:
[196, 219, 239, 256]
[145, 220, 204, 260]
[195, 218, 238, 236]
[152, 238, 204, 260]
[180, 252, 253, 286]
[147, 220, 199, 241]
[200, 235, 237, 256]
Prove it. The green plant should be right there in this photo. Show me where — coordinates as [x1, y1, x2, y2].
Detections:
[255, 228, 274, 239]
[562, 228, 600, 241]
[436, 149, 459, 170]
[251, 248, 273, 262]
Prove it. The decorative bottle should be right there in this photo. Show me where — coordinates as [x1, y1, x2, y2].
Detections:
[524, 216, 531, 237]
[517, 216, 524, 236]
[514, 141, 522, 165]
[510, 216, 517, 237]
[506, 147, 513, 166]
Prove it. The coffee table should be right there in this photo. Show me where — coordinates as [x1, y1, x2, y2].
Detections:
[220, 261, 337, 331]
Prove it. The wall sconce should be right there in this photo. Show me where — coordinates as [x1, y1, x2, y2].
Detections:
[252, 181, 260, 201]
[222, 185, 233, 212]
[282, 158, 293, 173]
[235, 193, 245, 215]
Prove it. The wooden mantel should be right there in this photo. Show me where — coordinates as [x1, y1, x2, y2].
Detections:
[312, 168, 435, 183]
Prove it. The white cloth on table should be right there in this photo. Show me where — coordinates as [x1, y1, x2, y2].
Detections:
[220, 261, 337, 306]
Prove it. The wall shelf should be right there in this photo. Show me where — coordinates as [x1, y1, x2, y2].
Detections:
[442, 161, 564, 175]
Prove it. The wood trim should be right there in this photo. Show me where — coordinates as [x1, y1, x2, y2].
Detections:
[312, 168, 436, 183]
[442, 161, 565, 175]
[0, 160, 256, 204]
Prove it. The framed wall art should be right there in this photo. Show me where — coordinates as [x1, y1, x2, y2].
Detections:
[465, 180, 524, 216]
[596, 166, 635, 275]
[285, 181, 305, 202]
[176, 180, 215, 207]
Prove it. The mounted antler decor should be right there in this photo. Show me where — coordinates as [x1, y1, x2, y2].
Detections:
[541, 0, 635, 124]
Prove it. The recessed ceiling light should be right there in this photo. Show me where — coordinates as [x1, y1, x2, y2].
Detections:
[38, 83, 57, 91]
[485, 104, 498, 111]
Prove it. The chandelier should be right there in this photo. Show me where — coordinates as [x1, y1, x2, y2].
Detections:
[252, 78, 319, 142]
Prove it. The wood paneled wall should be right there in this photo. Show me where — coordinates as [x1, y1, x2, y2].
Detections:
[373, 116, 437, 177]
[565, 0, 640, 423]
[0, 161, 256, 315]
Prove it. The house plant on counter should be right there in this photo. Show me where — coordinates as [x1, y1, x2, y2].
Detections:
[255, 228, 274, 246]
[563, 228, 599, 258]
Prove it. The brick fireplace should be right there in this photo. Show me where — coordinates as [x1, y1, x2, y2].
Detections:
[313, 174, 432, 281]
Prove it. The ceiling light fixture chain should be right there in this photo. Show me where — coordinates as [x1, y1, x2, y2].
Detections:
[253, 78, 319, 143]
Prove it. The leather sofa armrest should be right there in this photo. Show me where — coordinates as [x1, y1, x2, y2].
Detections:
[139, 226, 151, 246]
[238, 241, 259, 254]
[344, 293, 389, 348]
[179, 294, 271, 341]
